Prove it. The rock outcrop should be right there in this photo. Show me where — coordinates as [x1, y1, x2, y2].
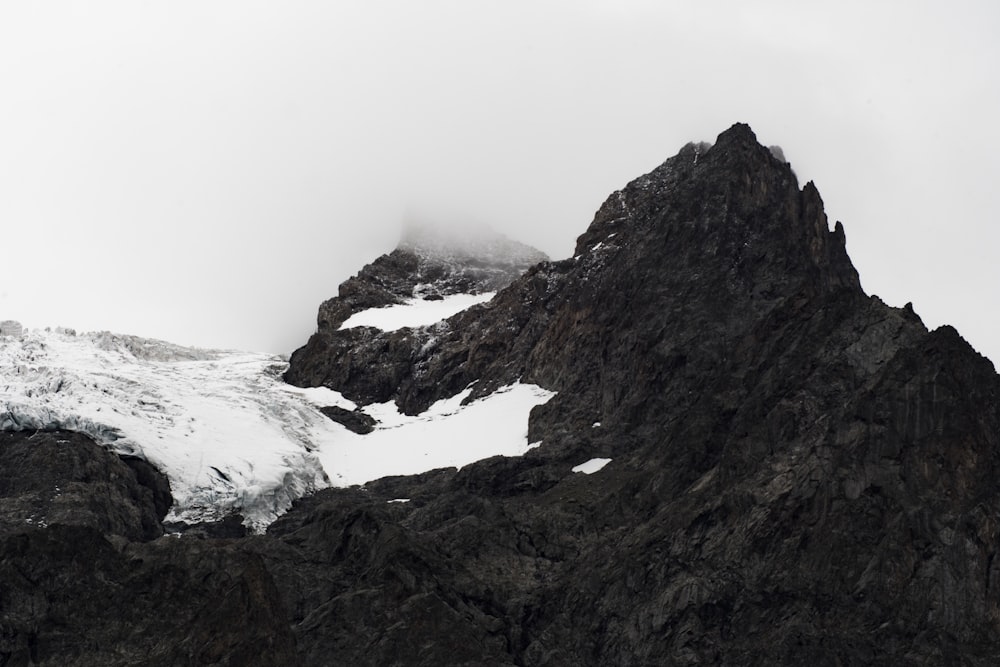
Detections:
[312, 224, 548, 332]
[0, 430, 168, 542]
[0, 431, 299, 665]
[2, 123, 999, 665]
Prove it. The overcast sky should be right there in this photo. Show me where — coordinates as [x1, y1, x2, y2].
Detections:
[1, 1, 998, 366]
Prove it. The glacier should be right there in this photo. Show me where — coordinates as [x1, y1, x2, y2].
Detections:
[0, 327, 553, 532]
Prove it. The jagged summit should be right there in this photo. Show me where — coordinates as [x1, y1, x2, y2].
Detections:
[715, 119, 758, 145]
[575, 121, 858, 296]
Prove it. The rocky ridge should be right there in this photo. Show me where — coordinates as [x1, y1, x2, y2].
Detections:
[312, 224, 548, 332]
[2, 123, 999, 665]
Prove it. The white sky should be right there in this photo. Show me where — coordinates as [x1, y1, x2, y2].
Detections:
[1, 1, 998, 367]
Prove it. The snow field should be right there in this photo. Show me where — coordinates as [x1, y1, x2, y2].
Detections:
[339, 292, 495, 331]
[301, 382, 556, 486]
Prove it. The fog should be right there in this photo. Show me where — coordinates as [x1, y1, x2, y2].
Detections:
[1, 1, 998, 366]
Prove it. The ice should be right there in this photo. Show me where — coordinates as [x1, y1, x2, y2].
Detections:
[572, 458, 612, 474]
[339, 292, 495, 332]
[0, 329, 331, 531]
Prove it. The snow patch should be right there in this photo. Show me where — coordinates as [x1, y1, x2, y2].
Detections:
[339, 292, 495, 332]
[572, 458, 612, 474]
[315, 382, 555, 485]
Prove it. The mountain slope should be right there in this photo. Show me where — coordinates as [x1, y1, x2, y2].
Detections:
[276, 123, 1000, 664]
[2, 123, 998, 665]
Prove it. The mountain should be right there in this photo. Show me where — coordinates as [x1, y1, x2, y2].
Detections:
[310, 222, 548, 333]
[2, 123, 999, 665]
[285, 222, 549, 400]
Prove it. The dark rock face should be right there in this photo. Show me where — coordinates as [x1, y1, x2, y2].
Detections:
[318, 405, 377, 434]
[3, 123, 1000, 665]
[0, 430, 168, 542]
[0, 524, 298, 666]
[0, 430, 299, 665]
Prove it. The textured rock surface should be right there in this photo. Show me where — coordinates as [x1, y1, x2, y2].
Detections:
[3, 123, 999, 665]
[0, 431, 299, 665]
[0, 430, 168, 541]
[286, 223, 549, 410]
[311, 224, 548, 332]
[318, 404, 376, 434]
[277, 123, 1000, 664]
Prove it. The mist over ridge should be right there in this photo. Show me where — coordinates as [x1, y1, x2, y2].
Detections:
[0, 2, 997, 366]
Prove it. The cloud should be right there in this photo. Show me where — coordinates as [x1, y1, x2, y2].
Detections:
[1, 2, 998, 364]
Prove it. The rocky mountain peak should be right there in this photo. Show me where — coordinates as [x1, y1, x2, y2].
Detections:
[312, 222, 547, 332]
[712, 119, 760, 149]
[575, 122, 859, 300]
